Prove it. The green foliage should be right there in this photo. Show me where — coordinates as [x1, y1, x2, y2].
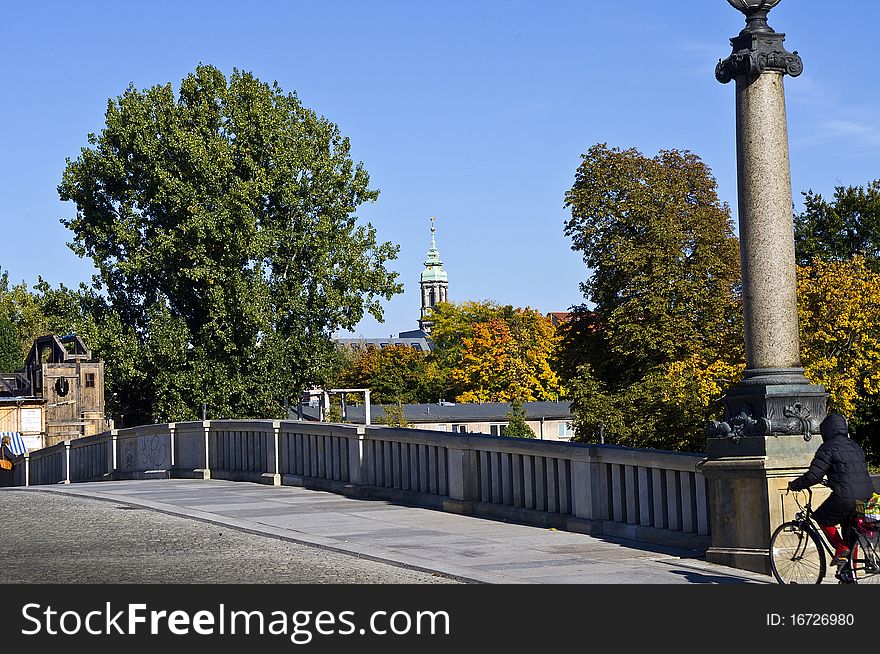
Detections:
[0, 315, 20, 373]
[0, 271, 52, 362]
[793, 182, 880, 463]
[851, 404, 880, 468]
[561, 144, 742, 451]
[376, 402, 409, 428]
[553, 309, 601, 385]
[56, 65, 401, 424]
[0, 272, 103, 364]
[795, 181, 880, 270]
[503, 399, 535, 438]
[325, 401, 344, 424]
[333, 344, 441, 405]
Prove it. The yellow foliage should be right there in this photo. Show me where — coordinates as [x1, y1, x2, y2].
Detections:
[661, 257, 880, 423]
[451, 308, 562, 403]
[664, 355, 745, 413]
[797, 256, 880, 416]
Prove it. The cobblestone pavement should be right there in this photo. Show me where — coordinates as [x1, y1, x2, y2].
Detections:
[0, 490, 460, 584]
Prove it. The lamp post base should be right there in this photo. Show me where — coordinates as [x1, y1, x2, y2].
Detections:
[708, 368, 827, 446]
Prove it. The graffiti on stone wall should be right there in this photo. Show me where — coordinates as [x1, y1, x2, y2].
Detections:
[121, 435, 169, 470]
[140, 436, 168, 469]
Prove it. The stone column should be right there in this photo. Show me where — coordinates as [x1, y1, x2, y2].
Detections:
[703, 1, 830, 575]
[736, 71, 800, 371]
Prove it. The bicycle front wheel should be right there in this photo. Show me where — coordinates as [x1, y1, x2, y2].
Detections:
[770, 521, 826, 584]
[850, 531, 880, 584]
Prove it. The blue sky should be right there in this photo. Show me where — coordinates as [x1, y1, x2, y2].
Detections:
[1, 1, 878, 338]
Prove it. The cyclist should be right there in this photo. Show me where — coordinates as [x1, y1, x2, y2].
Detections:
[787, 413, 875, 565]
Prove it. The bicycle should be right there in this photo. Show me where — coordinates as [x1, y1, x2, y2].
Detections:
[769, 486, 880, 584]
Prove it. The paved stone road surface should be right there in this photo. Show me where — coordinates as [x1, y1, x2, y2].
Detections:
[0, 489, 458, 584]
[2, 479, 773, 584]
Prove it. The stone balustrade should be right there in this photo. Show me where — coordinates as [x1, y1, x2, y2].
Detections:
[11, 420, 710, 550]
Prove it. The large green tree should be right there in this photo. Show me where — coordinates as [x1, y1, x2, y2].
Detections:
[794, 181, 880, 270]
[57, 65, 401, 424]
[561, 144, 742, 451]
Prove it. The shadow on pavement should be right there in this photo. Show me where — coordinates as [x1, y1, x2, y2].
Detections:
[339, 487, 709, 560]
[667, 570, 758, 585]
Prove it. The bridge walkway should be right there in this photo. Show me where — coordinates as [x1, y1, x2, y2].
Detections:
[14, 478, 770, 584]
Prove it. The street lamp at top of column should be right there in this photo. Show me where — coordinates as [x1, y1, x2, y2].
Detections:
[726, 0, 782, 11]
[716, 0, 802, 84]
[725, 0, 782, 32]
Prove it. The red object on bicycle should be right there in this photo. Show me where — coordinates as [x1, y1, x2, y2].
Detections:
[857, 517, 877, 537]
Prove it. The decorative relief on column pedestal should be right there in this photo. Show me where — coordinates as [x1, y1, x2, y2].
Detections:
[766, 402, 818, 441]
[708, 395, 825, 443]
[708, 404, 768, 444]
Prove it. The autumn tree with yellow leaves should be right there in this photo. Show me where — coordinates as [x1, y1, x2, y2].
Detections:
[791, 181, 880, 461]
[428, 301, 563, 403]
[448, 307, 562, 404]
[797, 256, 880, 420]
[331, 300, 563, 410]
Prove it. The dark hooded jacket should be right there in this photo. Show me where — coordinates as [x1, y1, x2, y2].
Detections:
[788, 414, 874, 500]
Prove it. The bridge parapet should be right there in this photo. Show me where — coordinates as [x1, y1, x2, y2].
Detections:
[11, 420, 710, 551]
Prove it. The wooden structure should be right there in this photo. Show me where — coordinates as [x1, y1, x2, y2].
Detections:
[0, 397, 46, 451]
[0, 334, 107, 448]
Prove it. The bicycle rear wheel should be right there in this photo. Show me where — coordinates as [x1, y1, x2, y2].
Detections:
[849, 530, 880, 584]
[770, 520, 826, 584]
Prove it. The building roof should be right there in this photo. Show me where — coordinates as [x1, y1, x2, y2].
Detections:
[398, 329, 429, 340]
[25, 334, 93, 367]
[0, 373, 29, 397]
[334, 336, 434, 352]
[293, 400, 572, 424]
[547, 312, 573, 326]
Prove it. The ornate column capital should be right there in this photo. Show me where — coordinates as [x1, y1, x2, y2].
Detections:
[716, 14, 803, 83]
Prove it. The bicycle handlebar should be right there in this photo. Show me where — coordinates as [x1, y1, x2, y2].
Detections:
[786, 486, 812, 513]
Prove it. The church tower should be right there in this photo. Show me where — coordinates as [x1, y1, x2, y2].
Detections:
[418, 217, 448, 334]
